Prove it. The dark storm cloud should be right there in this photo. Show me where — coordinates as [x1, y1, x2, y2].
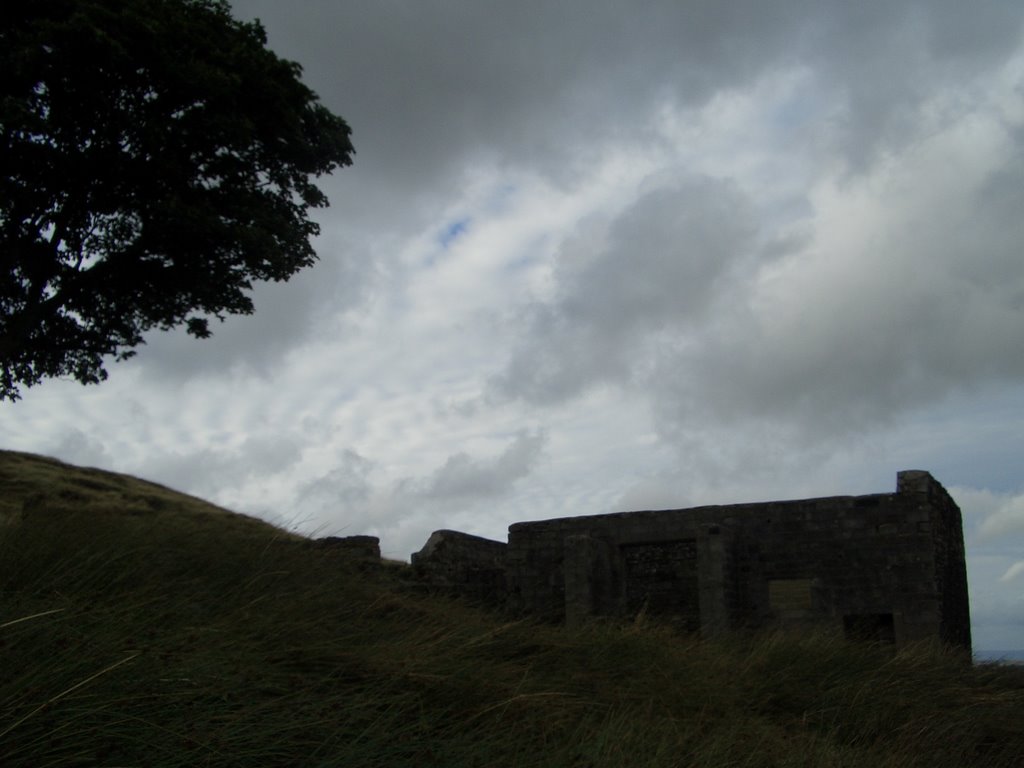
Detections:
[231, 0, 1023, 195]
[235, 0, 794, 193]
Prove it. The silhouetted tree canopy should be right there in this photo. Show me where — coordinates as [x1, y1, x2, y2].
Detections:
[0, 0, 354, 400]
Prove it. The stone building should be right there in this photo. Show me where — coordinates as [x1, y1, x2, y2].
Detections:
[411, 470, 972, 653]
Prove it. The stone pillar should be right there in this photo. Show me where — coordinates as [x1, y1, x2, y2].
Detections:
[563, 533, 609, 627]
[896, 469, 935, 495]
[697, 524, 733, 637]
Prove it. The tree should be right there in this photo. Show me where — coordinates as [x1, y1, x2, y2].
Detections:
[0, 0, 354, 400]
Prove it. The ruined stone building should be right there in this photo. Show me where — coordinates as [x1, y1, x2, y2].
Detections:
[411, 470, 972, 653]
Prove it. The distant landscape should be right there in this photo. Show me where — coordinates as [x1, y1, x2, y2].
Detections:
[2, 449, 1022, 767]
[975, 650, 1024, 665]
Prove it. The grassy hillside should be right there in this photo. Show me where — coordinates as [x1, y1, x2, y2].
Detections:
[1, 449, 1022, 767]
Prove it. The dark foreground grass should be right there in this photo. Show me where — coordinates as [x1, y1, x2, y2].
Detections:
[1, 450, 1022, 767]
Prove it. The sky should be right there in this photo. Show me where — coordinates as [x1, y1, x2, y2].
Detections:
[3, 0, 1024, 652]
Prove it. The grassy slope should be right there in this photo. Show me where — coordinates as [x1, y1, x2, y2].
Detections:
[1, 449, 1022, 768]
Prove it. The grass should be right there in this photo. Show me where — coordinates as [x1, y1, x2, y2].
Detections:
[1, 448, 1022, 767]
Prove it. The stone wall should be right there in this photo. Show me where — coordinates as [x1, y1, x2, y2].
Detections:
[411, 529, 508, 605]
[898, 470, 972, 650]
[411, 471, 972, 653]
[306, 535, 381, 561]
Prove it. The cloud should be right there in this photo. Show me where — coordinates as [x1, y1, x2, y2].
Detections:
[117, 0, 1024, 408]
[475, 32, 1024, 459]
[421, 429, 547, 501]
[964, 549, 1024, 649]
[47, 429, 113, 469]
[978, 494, 1024, 541]
[298, 450, 374, 506]
[131, 237, 372, 381]
[264, 430, 548, 551]
[665, 68, 1024, 430]
[497, 56, 1024, 449]
[948, 486, 1024, 648]
[1000, 561, 1024, 583]
[493, 175, 759, 404]
[136, 437, 303, 499]
[291, 450, 375, 533]
[231, 1, 1024, 200]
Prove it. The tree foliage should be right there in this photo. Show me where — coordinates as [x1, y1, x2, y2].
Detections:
[0, 0, 354, 400]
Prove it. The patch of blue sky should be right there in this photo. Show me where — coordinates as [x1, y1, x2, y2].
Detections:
[438, 217, 471, 249]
